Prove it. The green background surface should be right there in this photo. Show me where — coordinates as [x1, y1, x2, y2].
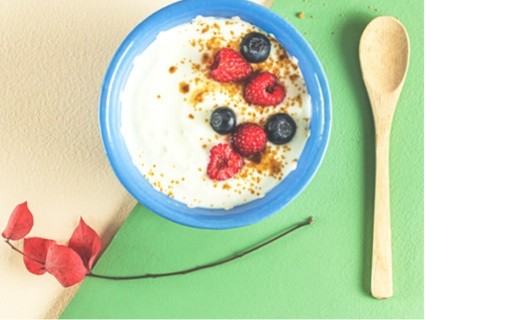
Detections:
[62, 0, 423, 318]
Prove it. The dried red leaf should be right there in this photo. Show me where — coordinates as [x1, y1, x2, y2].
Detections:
[67, 218, 101, 272]
[2, 202, 34, 240]
[45, 244, 87, 287]
[23, 237, 56, 275]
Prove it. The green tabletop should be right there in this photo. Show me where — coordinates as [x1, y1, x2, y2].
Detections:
[62, 0, 423, 318]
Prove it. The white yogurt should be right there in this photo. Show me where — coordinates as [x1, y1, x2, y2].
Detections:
[120, 16, 311, 209]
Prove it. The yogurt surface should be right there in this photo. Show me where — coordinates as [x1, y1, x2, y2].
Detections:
[120, 16, 311, 209]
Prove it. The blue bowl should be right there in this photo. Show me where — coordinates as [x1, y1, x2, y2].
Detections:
[100, 0, 331, 229]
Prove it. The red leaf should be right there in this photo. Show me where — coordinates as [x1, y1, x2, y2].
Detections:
[45, 244, 87, 287]
[23, 237, 56, 275]
[67, 218, 101, 272]
[2, 202, 34, 240]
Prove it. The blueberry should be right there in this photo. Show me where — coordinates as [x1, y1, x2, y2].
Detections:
[265, 113, 297, 145]
[240, 32, 271, 63]
[210, 107, 237, 134]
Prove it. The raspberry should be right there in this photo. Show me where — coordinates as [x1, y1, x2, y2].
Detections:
[207, 144, 244, 181]
[244, 72, 286, 106]
[210, 48, 252, 83]
[232, 123, 267, 157]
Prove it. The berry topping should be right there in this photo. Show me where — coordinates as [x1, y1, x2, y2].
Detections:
[265, 113, 297, 145]
[232, 123, 267, 157]
[207, 144, 244, 181]
[240, 32, 271, 63]
[210, 48, 252, 83]
[210, 107, 237, 134]
[244, 72, 286, 106]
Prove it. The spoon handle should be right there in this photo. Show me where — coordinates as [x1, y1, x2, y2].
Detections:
[371, 131, 393, 299]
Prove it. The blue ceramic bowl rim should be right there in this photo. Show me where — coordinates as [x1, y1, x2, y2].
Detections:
[100, 0, 332, 229]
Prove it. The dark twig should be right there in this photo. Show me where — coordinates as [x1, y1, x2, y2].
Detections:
[4, 239, 45, 265]
[87, 216, 314, 281]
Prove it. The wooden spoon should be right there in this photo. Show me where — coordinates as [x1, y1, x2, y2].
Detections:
[359, 16, 410, 299]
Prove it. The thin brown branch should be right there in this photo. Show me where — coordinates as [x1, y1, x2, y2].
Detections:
[87, 216, 314, 281]
[4, 239, 45, 265]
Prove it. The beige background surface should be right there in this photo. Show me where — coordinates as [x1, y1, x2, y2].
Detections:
[0, 0, 269, 318]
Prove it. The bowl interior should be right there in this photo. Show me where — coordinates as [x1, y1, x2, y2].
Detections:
[100, 0, 331, 229]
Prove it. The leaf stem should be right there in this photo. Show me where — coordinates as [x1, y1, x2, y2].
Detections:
[87, 216, 314, 281]
[4, 239, 45, 265]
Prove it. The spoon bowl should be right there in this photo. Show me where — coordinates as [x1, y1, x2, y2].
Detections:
[360, 17, 409, 93]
